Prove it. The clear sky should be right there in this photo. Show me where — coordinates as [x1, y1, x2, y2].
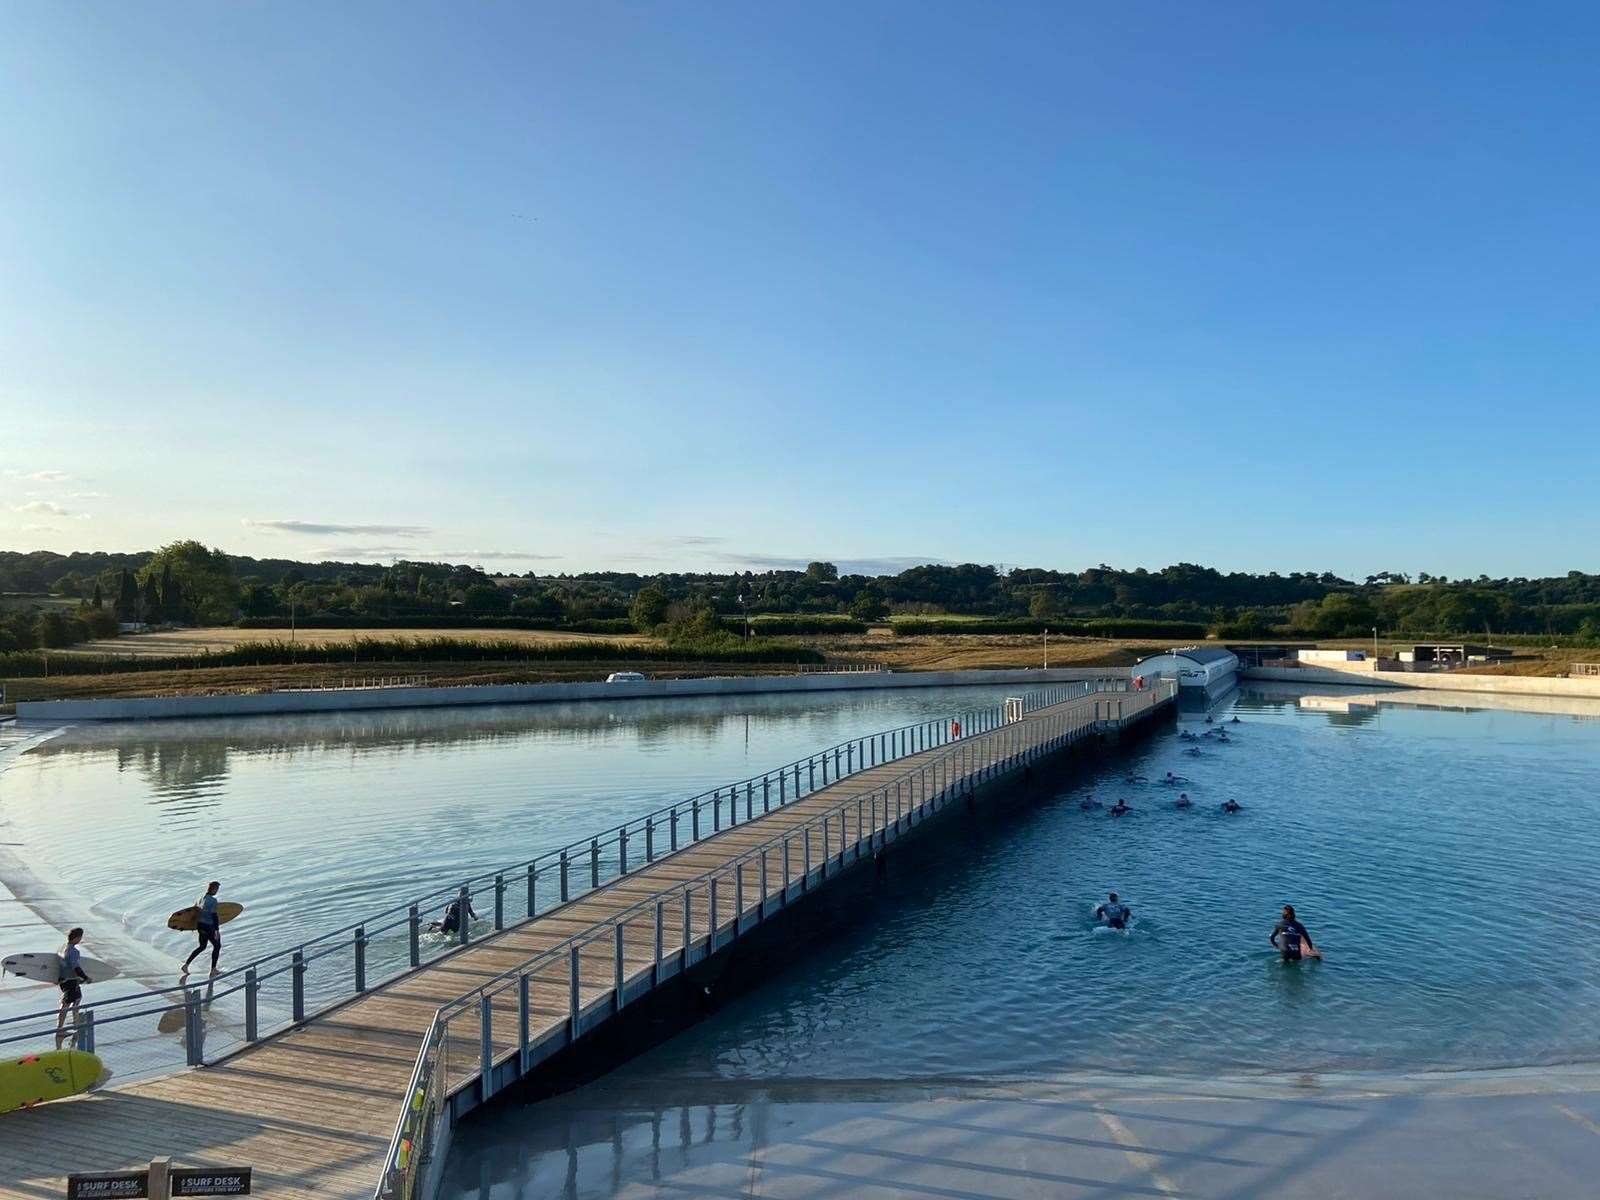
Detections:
[3, 2, 1597, 580]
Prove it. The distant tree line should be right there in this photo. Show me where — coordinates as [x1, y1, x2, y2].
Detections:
[4, 546, 1600, 645]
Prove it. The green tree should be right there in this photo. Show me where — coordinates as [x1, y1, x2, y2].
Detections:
[849, 589, 889, 621]
[116, 569, 139, 622]
[1028, 590, 1058, 620]
[804, 561, 838, 582]
[91, 580, 104, 609]
[630, 585, 670, 631]
[463, 583, 511, 613]
[139, 540, 238, 624]
[141, 574, 161, 623]
[35, 611, 78, 648]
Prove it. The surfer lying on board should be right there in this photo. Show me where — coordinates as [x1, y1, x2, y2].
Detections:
[1095, 893, 1131, 930]
[182, 881, 223, 976]
[55, 928, 89, 1048]
[1271, 905, 1318, 962]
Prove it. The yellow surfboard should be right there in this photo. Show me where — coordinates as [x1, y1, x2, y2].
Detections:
[167, 901, 244, 932]
[0, 1049, 108, 1114]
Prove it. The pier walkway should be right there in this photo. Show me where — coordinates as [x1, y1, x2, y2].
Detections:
[0, 682, 1173, 1200]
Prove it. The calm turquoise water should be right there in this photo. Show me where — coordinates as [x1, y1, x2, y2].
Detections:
[520, 685, 1600, 1081]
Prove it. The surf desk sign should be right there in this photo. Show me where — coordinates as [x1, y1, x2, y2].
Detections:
[67, 1159, 250, 1200]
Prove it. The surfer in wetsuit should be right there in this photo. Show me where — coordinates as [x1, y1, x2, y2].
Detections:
[1271, 905, 1316, 962]
[435, 896, 479, 936]
[1175, 792, 1192, 809]
[1110, 799, 1131, 817]
[1221, 798, 1243, 813]
[1095, 892, 1131, 930]
[182, 880, 223, 975]
[55, 927, 89, 1047]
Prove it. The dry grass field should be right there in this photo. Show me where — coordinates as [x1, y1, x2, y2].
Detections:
[69, 626, 650, 656]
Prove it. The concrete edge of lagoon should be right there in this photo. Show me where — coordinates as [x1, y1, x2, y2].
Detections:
[13, 666, 1128, 722]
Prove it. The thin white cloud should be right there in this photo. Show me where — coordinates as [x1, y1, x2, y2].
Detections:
[6, 469, 73, 482]
[311, 545, 561, 563]
[666, 535, 727, 546]
[433, 550, 563, 561]
[67, 491, 106, 499]
[16, 500, 74, 517]
[245, 519, 432, 537]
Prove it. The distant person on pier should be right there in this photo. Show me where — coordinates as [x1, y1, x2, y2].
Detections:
[182, 880, 224, 976]
[55, 927, 89, 1047]
[1095, 893, 1131, 930]
[1221, 798, 1243, 814]
[1271, 905, 1318, 962]
[951, 718, 962, 739]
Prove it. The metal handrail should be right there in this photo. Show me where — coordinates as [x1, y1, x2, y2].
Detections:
[371, 680, 1174, 1199]
[0, 678, 1125, 1046]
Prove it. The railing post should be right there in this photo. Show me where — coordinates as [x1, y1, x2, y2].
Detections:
[681, 889, 692, 966]
[763, 776, 771, 812]
[494, 874, 506, 930]
[709, 878, 719, 945]
[408, 905, 421, 967]
[479, 994, 494, 1097]
[654, 901, 665, 983]
[671, 809, 680, 851]
[779, 772, 787, 804]
[619, 827, 629, 875]
[735, 862, 745, 932]
[745, 781, 754, 819]
[184, 987, 203, 1066]
[560, 850, 570, 902]
[458, 886, 471, 946]
[355, 925, 367, 992]
[760, 848, 769, 905]
[845, 744, 853, 775]
[590, 839, 600, 888]
[803, 827, 812, 885]
[822, 815, 830, 874]
[614, 922, 626, 1007]
[291, 950, 306, 1022]
[646, 817, 655, 863]
[244, 968, 259, 1041]
[518, 973, 531, 1072]
[692, 798, 702, 841]
[527, 863, 538, 918]
[856, 797, 864, 852]
[808, 759, 815, 791]
[77, 1007, 95, 1054]
[568, 945, 581, 1037]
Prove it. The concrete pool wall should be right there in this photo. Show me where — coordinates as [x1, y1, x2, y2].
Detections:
[14, 666, 1127, 722]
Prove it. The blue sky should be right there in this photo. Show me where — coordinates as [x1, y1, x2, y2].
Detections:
[3, 2, 1596, 579]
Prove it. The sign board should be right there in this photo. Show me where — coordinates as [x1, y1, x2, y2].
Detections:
[67, 1173, 148, 1200]
[171, 1169, 251, 1197]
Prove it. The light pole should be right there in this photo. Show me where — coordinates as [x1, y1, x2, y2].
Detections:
[1044, 627, 1049, 670]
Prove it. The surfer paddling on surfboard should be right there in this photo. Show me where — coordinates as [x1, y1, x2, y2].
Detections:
[55, 928, 89, 1048]
[182, 880, 224, 976]
[1271, 905, 1319, 963]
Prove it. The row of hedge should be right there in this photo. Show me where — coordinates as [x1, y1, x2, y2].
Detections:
[0, 636, 824, 678]
[235, 615, 638, 634]
[891, 617, 1207, 639]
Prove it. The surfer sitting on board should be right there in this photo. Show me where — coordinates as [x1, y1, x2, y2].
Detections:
[54, 928, 89, 1048]
[1095, 893, 1131, 930]
[182, 881, 224, 976]
[1271, 905, 1318, 963]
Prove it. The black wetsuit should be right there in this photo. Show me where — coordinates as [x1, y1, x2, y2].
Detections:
[1272, 919, 1312, 962]
[1097, 902, 1131, 930]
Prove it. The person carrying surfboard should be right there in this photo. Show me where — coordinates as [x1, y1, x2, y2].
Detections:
[182, 881, 224, 975]
[1271, 904, 1318, 963]
[54, 928, 89, 1048]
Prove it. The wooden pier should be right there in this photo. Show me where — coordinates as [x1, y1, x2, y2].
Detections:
[0, 684, 1173, 1200]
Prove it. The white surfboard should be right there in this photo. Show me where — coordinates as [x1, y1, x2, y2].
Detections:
[1, 951, 119, 985]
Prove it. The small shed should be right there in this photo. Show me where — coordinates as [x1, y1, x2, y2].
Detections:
[1132, 645, 1240, 689]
